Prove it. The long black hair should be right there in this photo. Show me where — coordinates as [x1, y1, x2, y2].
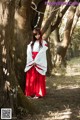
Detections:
[31, 28, 42, 49]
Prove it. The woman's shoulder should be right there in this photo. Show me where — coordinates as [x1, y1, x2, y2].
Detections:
[42, 40, 48, 47]
[30, 41, 33, 44]
[42, 40, 47, 43]
[27, 41, 32, 46]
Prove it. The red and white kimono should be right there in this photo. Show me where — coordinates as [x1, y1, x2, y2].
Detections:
[24, 40, 48, 97]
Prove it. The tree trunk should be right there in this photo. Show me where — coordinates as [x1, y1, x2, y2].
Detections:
[14, 0, 32, 90]
[41, 1, 59, 34]
[0, 0, 38, 117]
[70, 5, 80, 36]
[55, 6, 77, 66]
[0, 0, 17, 116]
[13, 0, 38, 114]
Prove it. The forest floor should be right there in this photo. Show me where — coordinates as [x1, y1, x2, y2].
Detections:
[21, 57, 80, 120]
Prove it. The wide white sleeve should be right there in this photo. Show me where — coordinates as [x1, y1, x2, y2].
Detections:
[27, 44, 33, 64]
[24, 43, 34, 72]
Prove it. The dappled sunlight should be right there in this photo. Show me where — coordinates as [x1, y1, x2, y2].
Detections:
[47, 82, 80, 90]
[2, 58, 6, 63]
[1, 39, 4, 45]
[0, 2, 8, 26]
[46, 108, 72, 120]
[46, 75, 80, 91]
[51, 57, 80, 77]
[66, 64, 80, 76]
[2, 45, 6, 55]
[17, 58, 22, 63]
[3, 68, 9, 76]
[56, 84, 80, 90]
[42, 107, 80, 120]
[15, 11, 25, 30]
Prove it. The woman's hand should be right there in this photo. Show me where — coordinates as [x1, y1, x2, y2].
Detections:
[33, 62, 36, 66]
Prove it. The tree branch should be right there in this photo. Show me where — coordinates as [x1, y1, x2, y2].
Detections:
[51, 5, 69, 32]
[41, 0, 79, 36]
[70, 5, 80, 36]
[41, 6, 59, 34]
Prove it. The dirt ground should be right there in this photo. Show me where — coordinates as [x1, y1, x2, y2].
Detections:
[20, 57, 80, 120]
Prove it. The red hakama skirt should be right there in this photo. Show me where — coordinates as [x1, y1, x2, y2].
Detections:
[25, 52, 46, 97]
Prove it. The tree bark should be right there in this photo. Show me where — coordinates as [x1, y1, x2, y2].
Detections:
[0, 0, 38, 116]
[41, 0, 78, 37]
[70, 5, 80, 36]
[0, 0, 17, 115]
[41, 6, 59, 34]
[55, 6, 77, 66]
[14, 0, 38, 113]
[14, 0, 32, 90]
[51, 5, 69, 32]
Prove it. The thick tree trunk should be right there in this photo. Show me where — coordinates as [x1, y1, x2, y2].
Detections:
[55, 6, 77, 66]
[0, 0, 38, 117]
[0, 42, 4, 108]
[0, 0, 17, 116]
[14, 0, 38, 114]
[14, 0, 32, 90]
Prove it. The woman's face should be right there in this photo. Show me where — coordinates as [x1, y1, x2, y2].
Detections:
[33, 29, 37, 34]
[35, 33, 40, 40]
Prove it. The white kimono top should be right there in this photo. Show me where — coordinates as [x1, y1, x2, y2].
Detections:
[24, 40, 48, 75]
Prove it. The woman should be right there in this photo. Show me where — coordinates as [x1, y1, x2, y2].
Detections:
[24, 28, 48, 98]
